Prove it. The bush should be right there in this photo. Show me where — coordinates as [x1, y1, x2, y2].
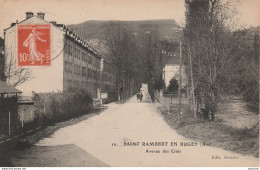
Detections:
[167, 77, 179, 92]
[32, 88, 93, 124]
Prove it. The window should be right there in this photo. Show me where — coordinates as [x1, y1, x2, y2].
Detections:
[82, 52, 84, 61]
[106, 85, 110, 91]
[68, 44, 72, 55]
[77, 49, 80, 59]
[86, 55, 88, 63]
[64, 61, 68, 72]
[103, 74, 106, 81]
[82, 52, 88, 62]
[88, 69, 92, 78]
[89, 56, 92, 65]
[74, 47, 76, 57]
[93, 71, 96, 78]
[93, 83, 96, 90]
[65, 42, 68, 54]
[96, 72, 100, 80]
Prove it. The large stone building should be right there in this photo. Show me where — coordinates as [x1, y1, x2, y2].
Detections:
[4, 12, 116, 98]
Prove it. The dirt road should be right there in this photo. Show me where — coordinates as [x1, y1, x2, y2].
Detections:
[10, 90, 259, 167]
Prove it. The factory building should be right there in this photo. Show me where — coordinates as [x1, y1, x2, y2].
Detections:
[4, 12, 116, 98]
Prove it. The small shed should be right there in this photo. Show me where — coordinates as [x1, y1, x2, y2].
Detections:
[0, 80, 22, 135]
[0, 80, 22, 95]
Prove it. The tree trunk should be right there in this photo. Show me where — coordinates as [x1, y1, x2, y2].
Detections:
[188, 43, 197, 117]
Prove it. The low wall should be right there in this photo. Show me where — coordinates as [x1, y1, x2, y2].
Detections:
[18, 104, 36, 123]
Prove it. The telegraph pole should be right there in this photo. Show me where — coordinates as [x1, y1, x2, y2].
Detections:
[100, 58, 104, 105]
[8, 111, 11, 136]
[188, 42, 196, 117]
[178, 41, 182, 118]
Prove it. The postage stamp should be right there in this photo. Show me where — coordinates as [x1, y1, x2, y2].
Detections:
[17, 25, 51, 66]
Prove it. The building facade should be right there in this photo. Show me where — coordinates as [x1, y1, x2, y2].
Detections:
[163, 64, 186, 88]
[4, 12, 116, 98]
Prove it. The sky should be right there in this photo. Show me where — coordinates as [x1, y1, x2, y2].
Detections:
[0, 0, 259, 37]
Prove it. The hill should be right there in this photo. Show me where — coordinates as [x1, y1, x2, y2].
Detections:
[68, 19, 180, 41]
[67, 19, 181, 57]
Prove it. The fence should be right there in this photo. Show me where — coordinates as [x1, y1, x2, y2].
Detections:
[154, 90, 189, 112]
[0, 90, 117, 137]
[0, 105, 43, 136]
[0, 96, 20, 136]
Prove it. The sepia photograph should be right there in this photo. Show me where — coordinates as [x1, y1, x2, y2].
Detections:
[0, 0, 259, 168]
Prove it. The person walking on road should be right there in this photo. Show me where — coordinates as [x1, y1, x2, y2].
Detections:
[136, 91, 143, 101]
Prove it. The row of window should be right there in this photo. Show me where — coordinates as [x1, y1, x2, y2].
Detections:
[64, 41, 115, 76]
[74, 48, 81, 60]
[63, 40, 115, 94]
[65, 79, 87, 88]
[65, 41, 95, 65]
[102, 73, 112, 82]
[64, 61, 82, 76]
[64, 61, 102, 79]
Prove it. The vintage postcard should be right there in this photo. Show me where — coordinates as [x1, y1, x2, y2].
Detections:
[0, 0, 259, 168]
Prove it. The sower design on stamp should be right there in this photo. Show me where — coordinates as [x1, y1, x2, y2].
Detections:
[18, 25, 51, 66]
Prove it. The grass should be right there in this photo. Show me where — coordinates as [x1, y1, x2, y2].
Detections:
[157, 105, 259, 158]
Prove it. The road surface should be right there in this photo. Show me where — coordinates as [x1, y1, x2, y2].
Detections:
[11, 89, 259, 167]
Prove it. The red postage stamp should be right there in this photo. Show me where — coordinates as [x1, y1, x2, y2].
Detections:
[18, 25, 51, 66]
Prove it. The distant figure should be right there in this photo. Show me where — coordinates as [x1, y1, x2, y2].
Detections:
[136, 91, 143, 101]
[140, 92, 143, 101]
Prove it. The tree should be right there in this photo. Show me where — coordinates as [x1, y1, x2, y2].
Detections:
[153, 75, 165, 90]
[141, 31, 160, 101]
[167, 77, 179, 92]
[2, 35, 31, 86]
[184, 0, 243, 120]
[0, 37, 5, 81]
[139, 31, 180, 100]
[253, 33, 259, 72]
[5, 46, 31, 87]
[105, 24, 185, 102]
[105, 26, 143, 101]
[232, 31, 259, 107]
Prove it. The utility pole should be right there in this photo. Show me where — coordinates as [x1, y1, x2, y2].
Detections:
[188, 43, 196, 117]
[178, 41, 182, 118]
[173, 27, 183, 118]
[100, 58, 104, 105]
[22, 109, 24, 128]
[8, 111, 11, 136]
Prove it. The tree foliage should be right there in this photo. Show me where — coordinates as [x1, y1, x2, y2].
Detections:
[184, 0, 259, 120]
[105, 26, 144, 101]
[185, 0, 259, 119]
[167, 77, 179, 92]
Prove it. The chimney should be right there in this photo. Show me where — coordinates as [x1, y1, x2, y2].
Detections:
[26, 12, 34, 19]
[37, 12, 45, 20]
[49, 20, 57, 25]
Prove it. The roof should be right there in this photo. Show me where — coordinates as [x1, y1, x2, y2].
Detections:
[0, 81, 22, 94]
[4, 15, 101, 58]
[4, 15, 49, 32]
[18, 96, 34, 104]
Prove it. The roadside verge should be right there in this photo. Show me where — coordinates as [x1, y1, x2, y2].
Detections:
[154, 101, 259, 158]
